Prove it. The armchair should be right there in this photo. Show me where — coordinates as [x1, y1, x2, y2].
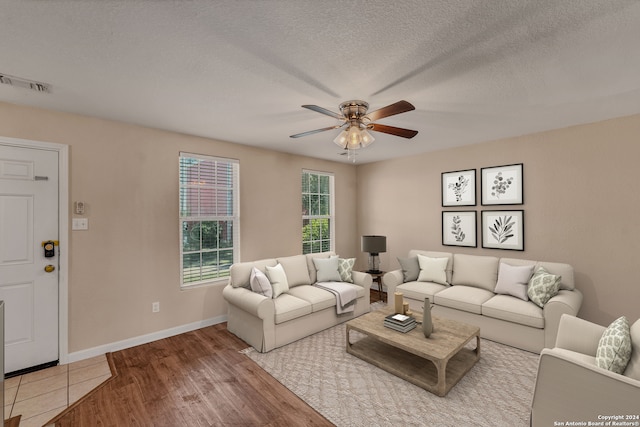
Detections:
[531, 314, 640, 426]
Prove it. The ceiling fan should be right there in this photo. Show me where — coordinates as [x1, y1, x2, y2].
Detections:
[289, 100, 418, 152]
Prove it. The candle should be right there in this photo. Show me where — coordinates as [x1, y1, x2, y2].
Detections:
[403, 302, 409, 315]
[394, 292, 404, 314]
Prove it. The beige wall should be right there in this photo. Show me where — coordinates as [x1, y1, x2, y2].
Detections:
[2, 99, 637, 355]
[356, 113, 640, 326]
[0, 101, 358, 353]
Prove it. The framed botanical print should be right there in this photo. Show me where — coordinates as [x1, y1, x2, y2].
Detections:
[442, 169, 476, 206]
[442, 211, 477, 247]
[481, 163, 523, 205]
[481, 210, 524, 251]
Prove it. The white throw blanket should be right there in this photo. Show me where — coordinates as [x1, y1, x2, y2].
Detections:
[315, 282, 357, 314]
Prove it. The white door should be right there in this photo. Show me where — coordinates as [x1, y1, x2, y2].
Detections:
[0, 144, 59, 374]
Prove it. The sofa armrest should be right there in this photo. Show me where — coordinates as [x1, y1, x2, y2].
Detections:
[382, 270, 403, 301]
[222, 284, 274, 319]
[531, 348, 640, 426]
[352, 271, 372, 289]
[542, 288, 583, 349]
[555, 314, 606, 355]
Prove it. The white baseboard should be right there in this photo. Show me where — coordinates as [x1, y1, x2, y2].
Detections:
[66, 315, 228, 364]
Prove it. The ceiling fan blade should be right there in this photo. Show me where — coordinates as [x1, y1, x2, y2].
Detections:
[366, 100, 415, 121]
[290, 124, 345, 138]
[301, 104, 344, 120]
[369, 123, 418, 139]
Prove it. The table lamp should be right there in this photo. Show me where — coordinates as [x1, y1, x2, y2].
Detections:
[361, 235, 386, 274]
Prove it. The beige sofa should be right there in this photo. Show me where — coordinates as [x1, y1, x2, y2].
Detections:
[223, 252, 371, 352]
[531, 314, 640, 426]
[383, 250, 583, 353]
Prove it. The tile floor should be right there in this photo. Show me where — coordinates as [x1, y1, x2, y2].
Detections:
[3, 354, 112, 427]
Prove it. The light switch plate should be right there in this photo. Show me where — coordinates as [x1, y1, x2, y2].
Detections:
[72, 218, 89, 230]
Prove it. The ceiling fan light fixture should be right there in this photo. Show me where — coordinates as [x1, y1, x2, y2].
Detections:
[361, 129, 375, 147]
[347, 125, 362, 148]
[333, 130, 348, 148]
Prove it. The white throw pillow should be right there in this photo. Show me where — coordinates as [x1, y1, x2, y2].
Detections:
[313, 257, 342, 282]
[249, 267, 272, 298]
[494, 263, 534, 301]
[265, 263, 289, 298]
[417, 254, 449, 285]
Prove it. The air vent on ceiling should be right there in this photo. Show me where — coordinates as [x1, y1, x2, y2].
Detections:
[0, 73, 51, 93]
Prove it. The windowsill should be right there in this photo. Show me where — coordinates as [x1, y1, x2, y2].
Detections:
[180, 278, 228, 290]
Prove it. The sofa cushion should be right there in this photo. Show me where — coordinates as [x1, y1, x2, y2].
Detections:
[434, 285, 495, 315]
[265, 263, 289, 298]
[397, 256, 420, 282]
[305, 251, 335, 283]
[229, 258, 277, 288]
[596, 316, 632, 375]
[623, 319, 640, 380]
[451, 254, 499, 291]
[527, 266, 561, 307]
[494, 263, 534, 301]
[286, 285, 335, 312]
[409, 250, 453, 284]
[482, 295, 544, 328]
[249, 267, 272, 298]
[396, 281, 449, 301]
[338, 258, 355, 283]
[313, 257, 342, 282]
[278, 255, 311, 287]
[417, 254, 449, 285]
[273, 294, 312, 324]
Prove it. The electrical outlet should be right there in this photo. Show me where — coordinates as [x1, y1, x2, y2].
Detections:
[152, 302, 160, 313]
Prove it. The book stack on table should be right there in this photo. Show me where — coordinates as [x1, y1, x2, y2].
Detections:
[384, 313, 417, 333]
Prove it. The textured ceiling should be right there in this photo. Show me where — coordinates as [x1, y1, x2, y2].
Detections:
[1, 0, 639, 164]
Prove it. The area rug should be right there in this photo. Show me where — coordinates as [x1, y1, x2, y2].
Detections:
[242, 309, 539, 427]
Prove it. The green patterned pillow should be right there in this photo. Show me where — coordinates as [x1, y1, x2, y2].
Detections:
[338, 258, 355, 283]
[596, 316, 632, 374]
[527, 266, 561, 307]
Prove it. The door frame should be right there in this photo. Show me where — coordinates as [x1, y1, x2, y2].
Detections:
[0, 136, 69, 365]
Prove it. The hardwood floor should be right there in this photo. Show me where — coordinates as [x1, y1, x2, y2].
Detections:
[50, 290, 385, 426]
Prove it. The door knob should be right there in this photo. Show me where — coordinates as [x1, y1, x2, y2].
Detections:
[44, 265, 55, 273]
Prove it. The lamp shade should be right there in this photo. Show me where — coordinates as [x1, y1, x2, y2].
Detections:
[361, 235, 386, 254]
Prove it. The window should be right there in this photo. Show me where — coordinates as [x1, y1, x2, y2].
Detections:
[302, 170, 334, 254]
[179, 153, 239, 287]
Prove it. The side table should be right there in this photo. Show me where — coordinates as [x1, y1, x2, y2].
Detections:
[363, 270, 386, 302]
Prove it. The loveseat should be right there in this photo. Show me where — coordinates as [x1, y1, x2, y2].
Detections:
[531, 314, 640, 426]
[223, 252, 371, 352]
[383, 250, 583, 353]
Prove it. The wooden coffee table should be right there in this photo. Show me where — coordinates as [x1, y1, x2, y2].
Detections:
[346, 307, 480, 396]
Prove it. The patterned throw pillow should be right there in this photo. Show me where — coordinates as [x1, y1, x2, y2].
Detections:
[596, 316, 632, 374]
[338, 258, 355, 283]
[527, 266, 561, 307]
[249, 267, 272, 298]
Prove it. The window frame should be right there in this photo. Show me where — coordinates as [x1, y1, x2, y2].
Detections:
[301, 169, 335, 254]
[179, 152, 240, 288]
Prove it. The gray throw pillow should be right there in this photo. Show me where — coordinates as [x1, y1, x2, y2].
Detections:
[397, 256, 419, 282]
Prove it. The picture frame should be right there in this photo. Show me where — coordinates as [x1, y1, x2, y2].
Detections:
[481, 163, 523, 205]
[481, 210, 524, 251]
[442, 211, 477, 247]
[442, 169, 476, 206]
